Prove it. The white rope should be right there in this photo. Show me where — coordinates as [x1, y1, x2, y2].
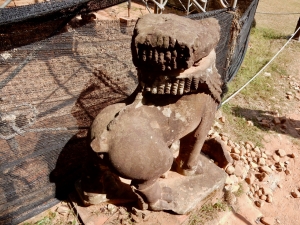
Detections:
[221, 26, 300, 106]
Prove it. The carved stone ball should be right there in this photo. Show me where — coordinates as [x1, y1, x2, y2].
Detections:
[132, 14, 220, 72]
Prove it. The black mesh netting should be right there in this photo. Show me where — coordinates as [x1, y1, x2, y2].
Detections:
[0, 0, 258, 224]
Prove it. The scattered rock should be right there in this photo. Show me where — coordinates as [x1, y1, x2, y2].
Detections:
[234, 162, 248, 179]
[231, 153, 240, 161]
[259, 166, 272, 175]
[285, 169, 291, 175]
[229, 174, 239, 183]
[231, 183, 240, 193]
[273, 117, 281, 125]
[291, 191, 300, 198]
[266, 195, 273, 203]
[257, 172, 269, 182]
[246, 141, 255, 149]
[247, 120, 254, 126]
[272, 154, 280, 162]
[255, 200, 263, 208]
[261, 216, 275, 225]
[232, 147, 241, 154]
[276, 149, 286, 157]
[108, 204, 118, 214]
[260, 195, 267, 201]
[288, 153, 296, 158]
[245, 173, 256, 185]
[260, 120, 270, 128]
[225, 165, 235, 175]
[249, 162, 258, 169]
[258, 158, 266, 166]
[264, 72, 271, 77]
[291, 190, 300, 198]
[219, 116, 226, 123]
[225, 176, 234, 185]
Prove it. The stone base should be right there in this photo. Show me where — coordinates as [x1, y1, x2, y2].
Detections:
[75, 153, 226, 215]
[161, 154, 227, 214]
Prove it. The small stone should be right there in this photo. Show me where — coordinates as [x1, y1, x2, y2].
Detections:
[261, 217, 275, 225]
[247, 120, 254, 126]
[255, 200, 263, 208]
[225, 176, 234, 185]
[262, 153, 267, 159]
[239, 146, 247, 156]
[213, 121, 222, 129]
[257, 172, 269, 182]
[258, 158, 266, 166]
[270, 165, 276, 171]
[232, 147, 241, 154]
[234, 162, 248, 179]
[259, 166, 272, 175]
[229, 174, 239, 183]
[221, 136, 229, 142]
[266, 195, 273, 203]
[225, 165, 235, 175]
[246, 141, 255, 149]
[231, 153, 240, 161]
[250, 151, 256, 158]
[258, 189, 263, 196]
[227, 140, 234, 148]
[245, 173, 256, 185]
[273, 117, 281, 124]
[231, 183, 240, 193]
[219, 116, 226, 123]
[260, 120, 270, 127]
[254, 147, 261, 155]
[288, 153, 296, 158]
[245, 143, 252, 150]
[285, 169, 291, 175]
[277, 184, 282, 188]
[108, 204, 118, 214]
[272, 154, 280, 162]
[250, 162, 258, 169]
[264, 72, 271, 77]
[276, 149, 286, 157]
[260, 195, 267, 200]
[291, 191, 300, 198]
[287, 94, 294, 100]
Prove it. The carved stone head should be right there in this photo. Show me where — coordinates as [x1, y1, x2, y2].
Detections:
[131, 14, 222, 102]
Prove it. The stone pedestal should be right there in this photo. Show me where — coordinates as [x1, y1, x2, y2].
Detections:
[75, 153, 226, 215]
[161, 154, 227, 214]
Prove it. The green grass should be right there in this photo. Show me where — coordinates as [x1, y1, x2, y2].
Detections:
[188, 201, 228, 225]
[225, 27, 287, 102]
[220, 27, 291, 145]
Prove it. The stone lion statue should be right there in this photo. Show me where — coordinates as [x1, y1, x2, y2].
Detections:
[89, 14, 223, 211]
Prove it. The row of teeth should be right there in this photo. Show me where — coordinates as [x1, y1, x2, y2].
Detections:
[142, 77, 204, 95]
[137, 48, 194, 71]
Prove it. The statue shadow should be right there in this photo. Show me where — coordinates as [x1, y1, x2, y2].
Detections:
[231, 106, 300, 139]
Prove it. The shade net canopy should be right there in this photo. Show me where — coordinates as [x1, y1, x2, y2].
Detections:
[0, 0, 258, 224]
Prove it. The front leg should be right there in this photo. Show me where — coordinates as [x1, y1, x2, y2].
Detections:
[175, 95, 218, 175]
